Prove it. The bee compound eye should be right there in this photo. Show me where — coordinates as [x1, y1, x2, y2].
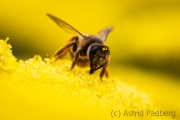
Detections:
[89, 45, 103, 58]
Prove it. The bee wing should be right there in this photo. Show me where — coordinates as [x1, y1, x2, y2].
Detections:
[98, 26, 113, 41]
[47, 14, 85, 39]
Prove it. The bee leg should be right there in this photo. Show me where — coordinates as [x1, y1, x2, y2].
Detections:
[68, 49, 81, 71]
[100, 66, 108, 81]
[105, 67, 109, 78]
[90, 68, 94, 74]
[52, 41, 76, 63]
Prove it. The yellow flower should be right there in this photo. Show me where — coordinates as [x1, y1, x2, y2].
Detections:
[0, 38, 17, 71]
[0, 38, 172, 120]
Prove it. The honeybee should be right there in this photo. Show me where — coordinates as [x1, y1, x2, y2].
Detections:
[47, 14, 113, 81]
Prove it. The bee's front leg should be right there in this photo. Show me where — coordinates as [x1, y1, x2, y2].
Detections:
[100, 66, 109, 81]
[68, 49, 81, 71]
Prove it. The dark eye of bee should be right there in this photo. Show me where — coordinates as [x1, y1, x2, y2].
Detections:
[89, 45, 110, 73]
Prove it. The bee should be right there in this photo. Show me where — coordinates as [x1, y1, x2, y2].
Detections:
[47, 14, 113, 81]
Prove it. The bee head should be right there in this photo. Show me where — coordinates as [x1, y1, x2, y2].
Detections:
[89, 45, 110, 74]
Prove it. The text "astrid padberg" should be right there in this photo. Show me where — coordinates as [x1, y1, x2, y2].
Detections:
[123, 110, 175, 118]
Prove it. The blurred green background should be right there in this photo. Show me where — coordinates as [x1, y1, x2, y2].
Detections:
[0, 0, 180, 119]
